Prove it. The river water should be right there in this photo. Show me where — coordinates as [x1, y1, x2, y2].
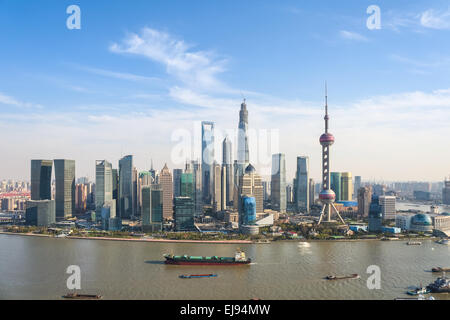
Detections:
[0, 234, 449, 300]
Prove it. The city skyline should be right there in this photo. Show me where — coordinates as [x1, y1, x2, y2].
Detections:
[1, 1, 450, 181]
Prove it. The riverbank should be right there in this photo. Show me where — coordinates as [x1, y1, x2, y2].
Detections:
[0, 231, 441, 244]
[0, 231, 253, 244]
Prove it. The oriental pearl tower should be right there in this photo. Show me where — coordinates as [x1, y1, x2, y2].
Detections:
[317, 84, 345, 225]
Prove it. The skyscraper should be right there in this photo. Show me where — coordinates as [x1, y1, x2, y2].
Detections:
[368, 195, 382, 232]
[341, 172, 353, 201]
[309, 178, 315, 208]
[174, 196, 195, 231]
[30, 159, 52, 200]
[201, 121, 214, 205]
[357, 186, 372, 218]
[173, 169, 183, 198]
[236, 99, 250, 202]
[271, 153, 286, 213]
[238, 164, 263, 214]
[237, 99, 249, 164]
[239, 196, 256, 226]
[119, 155, 134, 219]
[54, 159, 75, 219]
[443, 177, 450, 205]
[317, 86, 345, 225]
[190, 160, 203, 217]
[212, 162, 222, 212]
[222, 136, 233, 205]
[330, 172, 342, 201]
[180, 172, 194, 199]
[294, 156, 309, 213]
[141, 185, 163, 232]
[379, 195, 396, 220]
[95, 160, 113, 215]
[160, 163, 173, 220]
[354, 176, 361, 199]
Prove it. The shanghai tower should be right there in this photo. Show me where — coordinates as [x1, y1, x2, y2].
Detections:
[237, 99, 249, 166]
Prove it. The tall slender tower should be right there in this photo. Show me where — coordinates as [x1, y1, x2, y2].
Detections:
[237, 99, 249, 165]
[318, 85, 345, 225]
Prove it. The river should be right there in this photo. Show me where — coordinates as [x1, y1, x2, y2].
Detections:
[0, 234, 449, 300]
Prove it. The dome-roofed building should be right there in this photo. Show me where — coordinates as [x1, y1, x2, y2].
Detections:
[410, 213, 433, 233]
[245, 163, 256, 174]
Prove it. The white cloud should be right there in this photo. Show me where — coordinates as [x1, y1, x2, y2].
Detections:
[0, 92, 42, 109]
[110, 28, 228, 92]
[79, 65, 159, 82]
[420, 8, 450, 30]
[339, 30, 368, 42]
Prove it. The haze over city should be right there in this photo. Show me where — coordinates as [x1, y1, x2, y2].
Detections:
[1, 0, 449, 181]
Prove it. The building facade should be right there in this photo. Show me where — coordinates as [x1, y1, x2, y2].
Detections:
[294, 156, 309, 213]
[54, 159, 75, 219]
[30, 159, 52, 201]
[201, 121, 214, 205]
[174, 196, 195, 231]
[160, 163, 173, 220]
[141, 185, 163, 232]
[340, 172, 353, 201]
[271, 153, 286, 213]
[119, 155, 134, 219]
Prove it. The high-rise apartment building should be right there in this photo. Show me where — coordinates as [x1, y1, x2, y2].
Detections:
[54, 159, 75, 219]
[160, 163, 173, 220]
[271, 153, 286, 213]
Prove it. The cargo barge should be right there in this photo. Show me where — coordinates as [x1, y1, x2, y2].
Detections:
[164, 249, 251, 265]
[179, 274, 217, 279]
[325, 274, 360, 280]
[62, 293, 102, 300]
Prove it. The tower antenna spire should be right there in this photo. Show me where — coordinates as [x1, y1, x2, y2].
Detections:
[324, 81, 329, 133]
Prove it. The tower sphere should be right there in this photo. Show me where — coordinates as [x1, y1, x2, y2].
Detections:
[319, 189, 336, 203]
[319, 133, 335, 146]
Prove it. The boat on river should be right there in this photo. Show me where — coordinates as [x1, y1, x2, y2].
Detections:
[179, 274, 218, 279]
[62, 293, 102, 300]
[164, 249, 251, 266]
[325, 274, 360, 280]
[432, 267, 450, 273]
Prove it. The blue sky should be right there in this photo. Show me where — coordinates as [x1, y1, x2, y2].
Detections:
[1, 0, 449, 181]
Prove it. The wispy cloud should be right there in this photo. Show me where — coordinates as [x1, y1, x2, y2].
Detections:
[0, 92, 42, 109]
[79, 65, 160, 82]
[110, 28, 228, 92]
[339, 30, 368, 42]
[420, 8, 450, 30]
